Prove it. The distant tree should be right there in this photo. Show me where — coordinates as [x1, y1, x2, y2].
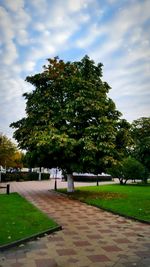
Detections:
[131, 117, 150, 179]
[11, 56, 130, 191]
[0, 133, 16, 168]
[11, 151, 24, 169]
[109, 157, 146, 184]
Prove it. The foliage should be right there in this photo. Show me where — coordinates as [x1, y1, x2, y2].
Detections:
[10, 56, 130, 176]
[0, 133, 24, 170]
[0, 133, 16, 167]
[1, 172, 49, 182]
[131, 117, 150, 140]
[10, 151, 24, 169]
[115, 118, 132, 157]
[22, 150, 51, 169]
[59, 184, 150, 222]
[130, 117, 150, 174]
[0, 193, 58, 246]
[108, 157, 146, 184]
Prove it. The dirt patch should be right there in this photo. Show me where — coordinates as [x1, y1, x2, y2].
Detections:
[90, 192, 124, 200]
[68, 190, 125, 201]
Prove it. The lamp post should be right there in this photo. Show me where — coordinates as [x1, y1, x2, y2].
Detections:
[54, 168, 57, 191]
[38, 166, 42, 181]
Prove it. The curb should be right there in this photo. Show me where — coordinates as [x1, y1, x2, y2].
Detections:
[86, 202, 150, 225]
[0, 225, 62, 251]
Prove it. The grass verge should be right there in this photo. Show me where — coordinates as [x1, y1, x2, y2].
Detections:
[0, 193, 58, 246]
[59, 184, 150, 223]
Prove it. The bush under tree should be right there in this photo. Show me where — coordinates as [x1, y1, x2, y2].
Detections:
[108, 157, 147, 184]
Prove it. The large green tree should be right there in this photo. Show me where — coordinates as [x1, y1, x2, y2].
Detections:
[131, 117, 150, 177]
[11, 56, 130, 191]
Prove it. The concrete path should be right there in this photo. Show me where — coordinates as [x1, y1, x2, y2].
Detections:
[0, 180, 150, 267]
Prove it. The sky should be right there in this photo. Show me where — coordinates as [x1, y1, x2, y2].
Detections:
[0, 0, 150, 141]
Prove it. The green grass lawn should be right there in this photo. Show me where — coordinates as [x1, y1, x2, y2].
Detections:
[0, 193, 58, 246]
[59, 184, 150, 222]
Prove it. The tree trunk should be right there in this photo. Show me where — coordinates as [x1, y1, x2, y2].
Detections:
[119, 178, 125, 185]
[67, 174, 74, 192]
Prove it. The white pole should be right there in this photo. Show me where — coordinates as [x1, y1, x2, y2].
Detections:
[67, 174, 74, 192]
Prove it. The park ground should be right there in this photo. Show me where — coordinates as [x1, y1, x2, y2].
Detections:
[0, 179, 150, 267]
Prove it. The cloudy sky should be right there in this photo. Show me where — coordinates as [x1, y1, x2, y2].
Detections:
[0, 0, 150, 141]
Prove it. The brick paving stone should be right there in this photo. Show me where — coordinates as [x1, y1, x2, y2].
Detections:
[35, 258, 58, 267]
[37, 252, 47, 256]
[101, 229, 114, 233]
[125, 232, 137, 236]
[56, 249, 77, 256]
[102, 245, 123, 252]
[8, 264, 23, 267]
[85, 248, 95, 252]
[67, 257, 79, 263]
[88, 254, 110, 262]
[49, 236, 64, 242]
[113, 238, 132, 243]
[118, 254, 129, 258]
[77, 226, 89, 230]
[86, 234, 102, 239]
[73, 241, 91, 246]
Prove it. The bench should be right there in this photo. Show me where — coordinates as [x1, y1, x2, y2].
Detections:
[0, 184, 10, 194]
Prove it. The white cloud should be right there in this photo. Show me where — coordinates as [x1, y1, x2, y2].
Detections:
[114, 93, 150, 122]
[29, 0, 48, 14]
[0, 6, 14, 42]
[67, 0, 89, 11]
[4, 0, 24, 12]
[80, 0, 150, 63]
[22, 61, 36, 72]
[2, 41, 18, 65]
[21, 0, 93, 71]
[1, 0, 30, 46]
[0, 72, 27, 102]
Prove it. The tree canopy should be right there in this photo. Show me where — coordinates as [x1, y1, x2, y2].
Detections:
[10, 56, 130, 184]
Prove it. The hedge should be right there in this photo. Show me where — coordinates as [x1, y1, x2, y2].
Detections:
[1, 172, 50, 182]
[63, 175, 112, 182]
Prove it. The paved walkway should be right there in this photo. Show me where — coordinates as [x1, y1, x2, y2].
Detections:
[0, 180, 150, 267]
